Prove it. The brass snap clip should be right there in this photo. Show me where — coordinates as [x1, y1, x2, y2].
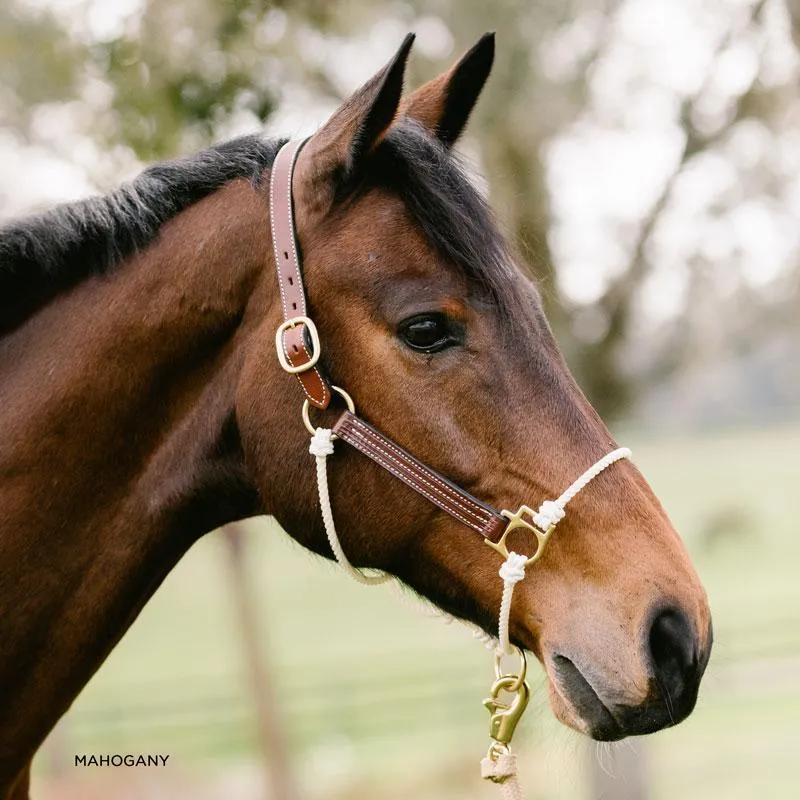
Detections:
[484, 646, 530, 760]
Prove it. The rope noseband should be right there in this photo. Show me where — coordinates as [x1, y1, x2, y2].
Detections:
[270, 138, 632, 796]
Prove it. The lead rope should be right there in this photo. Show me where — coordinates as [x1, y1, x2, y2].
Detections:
[481, 753, 524, 800]
[307, 425, 631, 799]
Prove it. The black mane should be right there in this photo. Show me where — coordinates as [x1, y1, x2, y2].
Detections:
[0, 123, 519, 335]
[0, 135, 281, 333]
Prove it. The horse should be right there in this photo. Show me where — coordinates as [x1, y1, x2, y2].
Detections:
[0, 33, 711, 799]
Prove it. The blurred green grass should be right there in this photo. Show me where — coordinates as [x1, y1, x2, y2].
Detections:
[37, 421, 800, 798]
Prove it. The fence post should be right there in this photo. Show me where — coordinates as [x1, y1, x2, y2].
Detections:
[223, 523, 302, 800]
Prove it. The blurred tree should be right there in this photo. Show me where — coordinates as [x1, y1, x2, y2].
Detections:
[223, 524, 301, 800]
[93, 0, 342, 160]
[401, 0, 799, 419]
[0, 3, 88, 131]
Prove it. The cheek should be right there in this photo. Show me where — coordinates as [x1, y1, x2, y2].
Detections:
[321, 301, 413, 394]
[320, 294, 503, 467]
[323, 312, 398, 390]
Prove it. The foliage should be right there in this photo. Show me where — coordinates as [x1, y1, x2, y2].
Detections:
[0, 3, 88, 130]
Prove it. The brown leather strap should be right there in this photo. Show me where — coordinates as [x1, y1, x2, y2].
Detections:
[269, 138, 510, 543]
[270, 139, 331, 409]
[333, 411, 508, 543]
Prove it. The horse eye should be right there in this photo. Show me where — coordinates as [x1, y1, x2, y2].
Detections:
[399, 314, 456, 353]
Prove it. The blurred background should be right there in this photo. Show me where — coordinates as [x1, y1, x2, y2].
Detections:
[2, 0, 799, 798]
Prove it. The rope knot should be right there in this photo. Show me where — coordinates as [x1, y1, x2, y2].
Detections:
[309, 427, 334, 457]
[498, 552, 527, 584]
[480, 751, 518, 783]
[532, 499, 565, 531]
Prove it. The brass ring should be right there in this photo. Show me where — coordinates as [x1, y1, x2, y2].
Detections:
[494, 645, 527, 691]
[302, 385, 355, 437]
[486, 741, 510, 765]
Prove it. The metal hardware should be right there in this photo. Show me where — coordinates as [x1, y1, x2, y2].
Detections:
[484, 676, 530, 749]
[483, 645, 530, 765]
[302, 385, 355, 437]
[484, 505, 555, 566]
[486, 741, 510, 766]
[494, 644, 527, 690]
[275, 316, 321, 374]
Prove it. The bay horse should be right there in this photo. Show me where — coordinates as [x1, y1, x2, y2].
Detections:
[0, 33, 711, 799]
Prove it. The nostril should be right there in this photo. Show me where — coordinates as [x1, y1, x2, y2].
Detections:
[648, 608, 696, 698]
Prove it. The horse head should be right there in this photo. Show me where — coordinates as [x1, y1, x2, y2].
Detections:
[236, 34, 712, 741]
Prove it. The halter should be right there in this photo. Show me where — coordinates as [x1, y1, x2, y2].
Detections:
[270, 138, 631, 795]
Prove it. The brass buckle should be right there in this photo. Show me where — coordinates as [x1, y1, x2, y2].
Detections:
[485, 505, 555, 567]
[275, 316, 321, 374]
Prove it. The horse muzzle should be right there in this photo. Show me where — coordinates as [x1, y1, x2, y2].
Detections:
[544, 606, 713, 741]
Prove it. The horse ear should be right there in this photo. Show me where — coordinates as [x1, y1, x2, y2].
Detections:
[400, 32, 495, 146]
[302, 33, 414, 181]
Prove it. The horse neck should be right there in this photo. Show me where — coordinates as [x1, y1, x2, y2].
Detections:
[0, 180, 275, 785]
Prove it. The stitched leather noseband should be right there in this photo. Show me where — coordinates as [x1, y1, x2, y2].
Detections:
[270, 138, 559, 560]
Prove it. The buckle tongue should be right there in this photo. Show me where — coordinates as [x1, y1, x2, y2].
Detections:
[275, 315, 321, 374]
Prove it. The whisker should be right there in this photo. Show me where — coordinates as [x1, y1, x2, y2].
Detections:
[656, 677, 675, 724]
[594, 740, 617, 779]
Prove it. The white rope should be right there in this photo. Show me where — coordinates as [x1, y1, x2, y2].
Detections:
[532, 447, 631, 531]
[481, 753, 525, 800]
[497, 552, 527, 656]
[531, 498, 564, 531]
[483, 446, 631, 800]
[309, 428, 392, 586]
[495, 447, 632, 657]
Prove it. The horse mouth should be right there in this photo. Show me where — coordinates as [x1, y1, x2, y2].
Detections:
[547, 651, 703, 741]
[549, 654, 624, 741]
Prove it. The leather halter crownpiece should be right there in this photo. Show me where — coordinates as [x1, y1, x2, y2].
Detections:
[269, 138, 511, 544]
[270, 138, 331, 410]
